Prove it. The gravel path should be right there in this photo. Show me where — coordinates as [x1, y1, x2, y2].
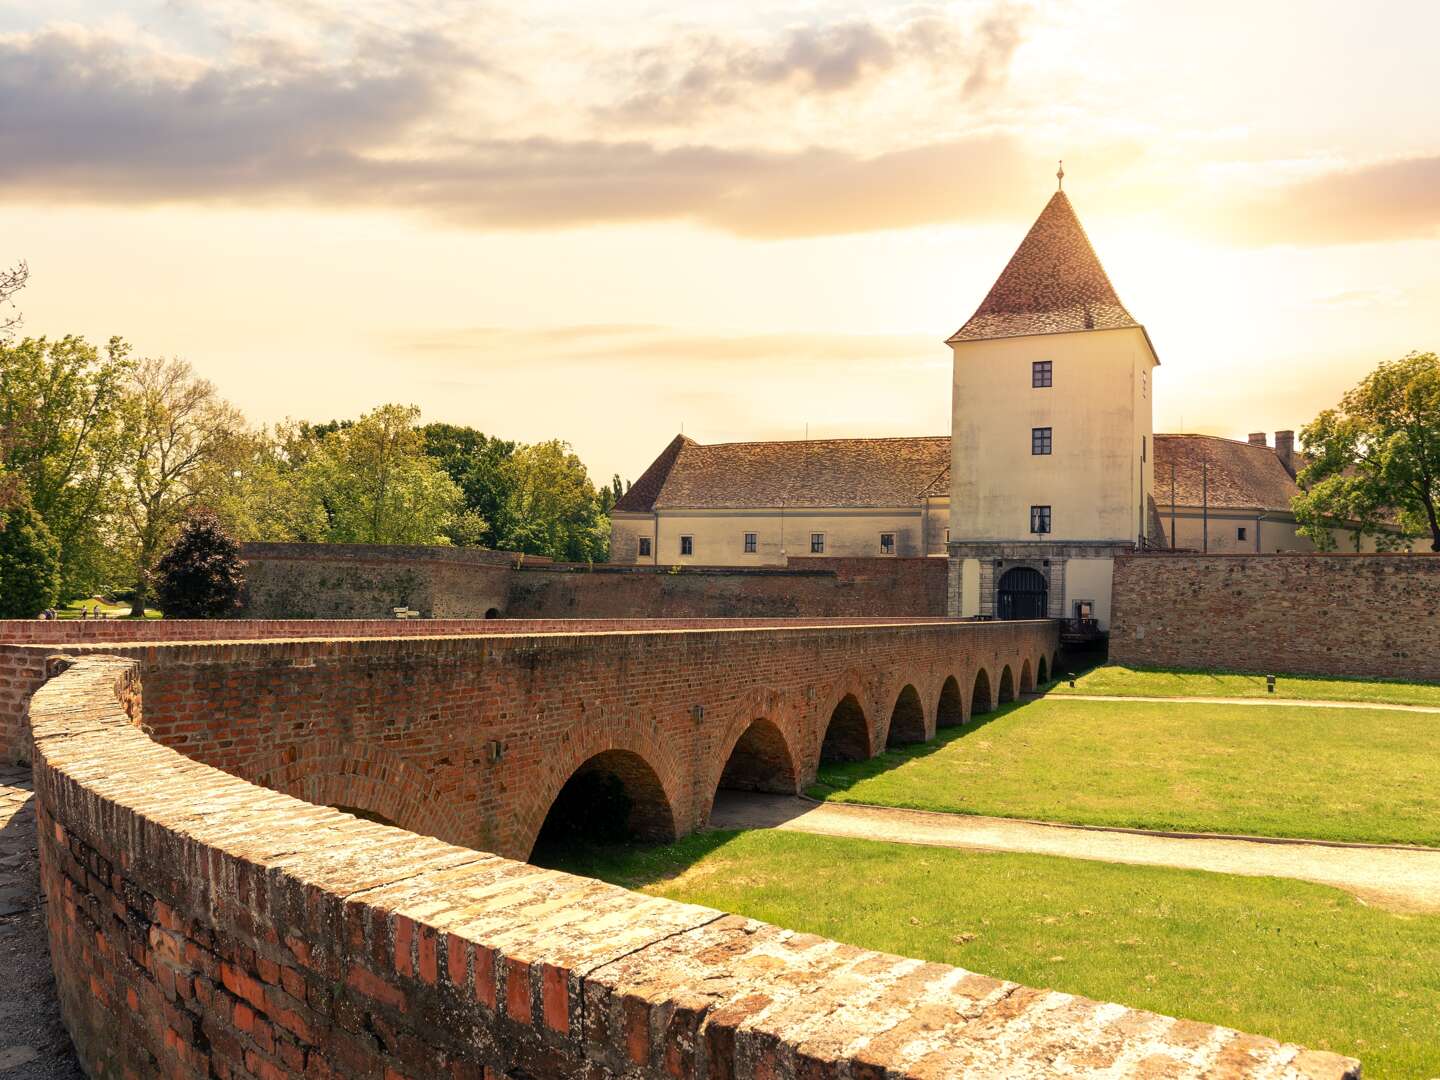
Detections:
[0, 767, 83, 1079]
[710, 792, 1440, 912]
[1044, 692, 1440, 713]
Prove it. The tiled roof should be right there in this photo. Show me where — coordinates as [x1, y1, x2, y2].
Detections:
[948, 191, 1139, 343]
[621, 432, 1302, 516]
[1153, 434, 1298, 513]
[620, 435, 952, 511]
[614, 434, 694, 513]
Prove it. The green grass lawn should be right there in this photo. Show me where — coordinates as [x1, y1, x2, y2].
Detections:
[1050, 665, 1440, 707]
[545, 830, 1440, 1079]
[56, 597, 162, 620]
[811, 696, 1440, 846]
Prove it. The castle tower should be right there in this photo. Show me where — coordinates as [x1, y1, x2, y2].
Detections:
[946, 179, 1158, 629]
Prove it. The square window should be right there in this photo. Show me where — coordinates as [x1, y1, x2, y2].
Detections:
[1030, 505, 1051, 534]
[680, 535, 693, 556]
[810, 533, 825, 554]
[1031, 427, 1052, 455]
[880, 532, 895, 554]
[1237, 527, 1248, 541]
[638, 537, 651, 557]
[743, 532, 757, 553]
[1032, 361, 1052, 387]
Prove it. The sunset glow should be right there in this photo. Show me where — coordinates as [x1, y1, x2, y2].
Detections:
[4, 0, 1438, 480]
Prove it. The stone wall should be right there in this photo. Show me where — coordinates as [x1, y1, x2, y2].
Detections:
[238, 543, 949, 620]
[12, 619, 1057, 853]
[240, 542, 520, 619]
[28, 654, 1355, 1079]
[1111, 552, 1440, 679]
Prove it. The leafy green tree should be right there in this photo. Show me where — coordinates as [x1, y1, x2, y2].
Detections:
[1293, 352, 1439, 551]
[0, 489, 61, 617]
[304, 405, 466, 545]
[420, 423, 516, 546]
[116, 356, 249, 614]
[501, 439, 609, 561]
[0, 335, 133, 594]
[152, 509, 246, 618]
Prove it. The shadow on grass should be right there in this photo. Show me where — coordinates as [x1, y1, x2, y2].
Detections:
[530, 828, 746, 891]
[807, 697, 1033, 801]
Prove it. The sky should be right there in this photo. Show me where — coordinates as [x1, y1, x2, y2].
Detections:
[2, 0, 1438, 483]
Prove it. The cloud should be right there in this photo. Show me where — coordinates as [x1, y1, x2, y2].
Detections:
[1224, 156, 1440, 246]
[598, 5, 1030, 125]
[0, 22, 1040, 238]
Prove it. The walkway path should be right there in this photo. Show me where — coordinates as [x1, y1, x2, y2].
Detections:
[709, 792, 1440, 913]
[0, 767, 83, 1079]
[1040, 692, 1440, 714]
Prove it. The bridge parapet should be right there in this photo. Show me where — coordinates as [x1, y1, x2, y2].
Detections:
[29, 654, 1357, 1079]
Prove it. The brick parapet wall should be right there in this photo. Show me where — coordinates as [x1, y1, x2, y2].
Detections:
[1111, 552, 1440, 679]
[0, 616, 955, 766]
[9, 620, 1058, 855]
[29, 655, 1356, 1079]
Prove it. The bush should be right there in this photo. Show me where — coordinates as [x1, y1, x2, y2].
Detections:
[0, 493, 62, 618]
[152, 510, 246, 618]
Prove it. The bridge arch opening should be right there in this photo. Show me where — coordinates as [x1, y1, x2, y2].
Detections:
[1020, 659, 1034, 693]
[937, 676, 964, 728]
[1037, 656, 1048, 685]
[971, 669, 993, 716]
[886, 685, 926, 747]
[531, 749, 676, 860]
[998, 665, 1016, 704]
[717, 718, 799, 795]
[821, 694, 870, 762]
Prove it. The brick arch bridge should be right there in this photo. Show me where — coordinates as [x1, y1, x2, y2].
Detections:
[17, 618, 1058, 860]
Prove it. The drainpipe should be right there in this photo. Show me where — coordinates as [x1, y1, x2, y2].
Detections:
[1201, 461, 1209, 553]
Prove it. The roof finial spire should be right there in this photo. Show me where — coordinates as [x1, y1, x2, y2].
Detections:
[1056, 159, 1064, 191]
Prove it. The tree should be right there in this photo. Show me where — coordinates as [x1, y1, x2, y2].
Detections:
[0, 335, 133, 594]
[0, 489, 61, 617]
[303, 405, 466, 545]
[116, 357, 248, 614]
[501, 440, 609, 562]
[152, 509, 246, 618]
[1293, 352, 1439, 551]
[0, 260, 26, 344]
[421, 422, 516, 546]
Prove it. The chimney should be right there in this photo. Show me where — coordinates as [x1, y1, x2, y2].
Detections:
[1274, 430, 1296, 477]
[1248, 433, 1267, 446]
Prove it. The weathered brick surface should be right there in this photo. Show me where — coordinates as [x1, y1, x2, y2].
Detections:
[29, 656, 1359, 1079]
[0, 617, 952, 765]
[8, 619, 1056, 856]
[237, 542, 949, 620]
[1112, 552, 1440, 680]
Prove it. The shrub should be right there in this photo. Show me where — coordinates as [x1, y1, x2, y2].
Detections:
[151, 510, 246, 618]
[0, 492, 61, 618]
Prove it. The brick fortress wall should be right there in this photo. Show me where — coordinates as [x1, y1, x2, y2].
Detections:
[239, 543, 950, 620]
[1111, 552, 1440, 680]
[0, 617, 950, 764]
[29, 653, 1354, 1080]
[10, 620, 1056, 852]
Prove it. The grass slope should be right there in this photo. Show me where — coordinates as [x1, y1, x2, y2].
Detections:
[1050, 665, 1440, 707]
[811, 697, 1440, 846]
[547, 830, 1440, 1079]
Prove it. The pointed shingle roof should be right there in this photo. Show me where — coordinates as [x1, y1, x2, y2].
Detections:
[948, 191, 1139, 344]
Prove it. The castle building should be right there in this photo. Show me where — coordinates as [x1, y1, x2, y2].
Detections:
[944, 184, 1158, 626]
[611, 183, 1417, 621]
